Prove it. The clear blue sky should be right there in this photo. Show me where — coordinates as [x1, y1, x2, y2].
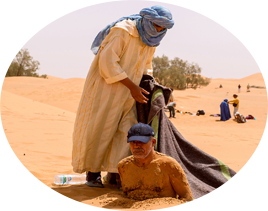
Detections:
[18, 1, 261, 79]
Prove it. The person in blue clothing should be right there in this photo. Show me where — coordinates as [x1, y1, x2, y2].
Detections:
[220, 99, 231, 121]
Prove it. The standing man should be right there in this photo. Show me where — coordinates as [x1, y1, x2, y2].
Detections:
[167, 101, 176, 118]
[72, 5, 174, 187]
[228, 94, 239, 119]
[238, 84, 241, 93]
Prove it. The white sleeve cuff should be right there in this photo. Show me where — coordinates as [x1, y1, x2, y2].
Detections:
[104, 71, 128, 84]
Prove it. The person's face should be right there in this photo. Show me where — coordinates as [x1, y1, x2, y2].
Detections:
[129, 137, 156, 159]
[153, 23, 166, 32]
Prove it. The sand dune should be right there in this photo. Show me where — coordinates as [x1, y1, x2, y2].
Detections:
[212, 73, 266, 91]
[1, 73, 267, 209]
[2, 76, 84, 113]
[240, 72, 266, 83]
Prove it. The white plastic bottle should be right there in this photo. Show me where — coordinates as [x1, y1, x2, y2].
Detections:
[54, 175, 86, 185]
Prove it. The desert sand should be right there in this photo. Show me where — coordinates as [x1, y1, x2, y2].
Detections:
[1, 73, 267, 210]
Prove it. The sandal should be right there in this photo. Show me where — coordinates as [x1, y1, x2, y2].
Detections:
[85, 176, 104, 188]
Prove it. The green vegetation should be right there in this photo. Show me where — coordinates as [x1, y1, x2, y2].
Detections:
[6, 48, 47, 78]
[152, 55, 210, 90]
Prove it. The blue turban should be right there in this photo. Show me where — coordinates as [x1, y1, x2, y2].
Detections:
[91, 5, 174, 55]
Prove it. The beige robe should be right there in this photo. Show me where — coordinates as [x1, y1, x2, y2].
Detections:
[72, 20, 156, 173]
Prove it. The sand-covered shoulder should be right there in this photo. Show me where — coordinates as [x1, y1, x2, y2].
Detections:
[1, 73, 267, 209]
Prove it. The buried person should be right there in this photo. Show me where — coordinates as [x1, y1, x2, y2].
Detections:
[118, 123, 193, 202]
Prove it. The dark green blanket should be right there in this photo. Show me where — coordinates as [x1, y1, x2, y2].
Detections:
[136, 75, 236, 199]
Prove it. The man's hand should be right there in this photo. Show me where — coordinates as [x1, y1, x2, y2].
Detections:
[130, 85, 149, 104]
[119, 77, 149, 104]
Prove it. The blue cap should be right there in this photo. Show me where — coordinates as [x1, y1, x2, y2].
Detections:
[127, 123, 155, 143]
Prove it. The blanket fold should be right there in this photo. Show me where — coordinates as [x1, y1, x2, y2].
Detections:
[137, 75, 236, 199]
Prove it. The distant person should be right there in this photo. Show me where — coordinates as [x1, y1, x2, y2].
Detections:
[168, 88, 174, 103]
[238, 84, 241, 93]
[235, 112, 246, 123]
[228, 94, 239, 118]
[220, 99, 231, 121]
[167, 102, 176, 118]
[247, 83, 250, 92]
[118, 123, 193, 201]
[219, 84, 223, 88]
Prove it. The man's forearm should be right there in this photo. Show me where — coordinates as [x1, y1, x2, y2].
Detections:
[119, 77, 137, 91]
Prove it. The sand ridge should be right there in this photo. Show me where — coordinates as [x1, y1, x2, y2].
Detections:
[1, 73, 267, 209]
[87, 192, 185, 210]
[1, 76, 85, 113]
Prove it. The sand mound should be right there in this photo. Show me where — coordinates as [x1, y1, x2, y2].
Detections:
[2, 76, 85, 113]
[240, 73, 265, 81]
[238, 73, 266, 87]
[89, 192, 184, 210]
[46, 75, 65, 80]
